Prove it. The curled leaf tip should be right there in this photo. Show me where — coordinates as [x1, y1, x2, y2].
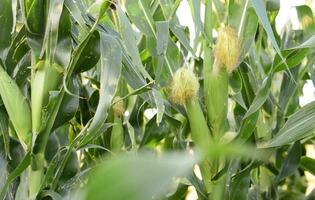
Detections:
[169, 67, 199, 105]
[214, 26, 240, 73]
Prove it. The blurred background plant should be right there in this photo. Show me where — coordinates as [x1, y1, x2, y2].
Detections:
[1, 0, 315, 200]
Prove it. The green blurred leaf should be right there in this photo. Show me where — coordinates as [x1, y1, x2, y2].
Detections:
[229, 171, 250, 200]
[300, 156, 315, 176]
[140, 114, 169, 147]
[85, 152, 197, 200]
[40, 0, 65, 61]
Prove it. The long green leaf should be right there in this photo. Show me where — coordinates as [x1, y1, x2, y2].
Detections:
[252, 0, 282, 58]
[243, 76, 271, 119]
[263, 101, 315, 147]
[116, 7, 152, 81]
[87, 33, 122, 134]
[0, 65, 31, 149]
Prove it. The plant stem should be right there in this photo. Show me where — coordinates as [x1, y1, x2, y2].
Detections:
[29, 153, 45, 200]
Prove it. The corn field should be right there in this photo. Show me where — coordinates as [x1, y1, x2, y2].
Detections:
[1, 0, 315, 199]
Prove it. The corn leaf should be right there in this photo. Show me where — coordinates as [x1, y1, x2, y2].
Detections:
[0, 66, 31, 148]
[85, 153, 197, 200]
[0, 0, 13, 57]
[87, 33, 122, 134]
[243, 76, 272, 119]
[300, 156, 315, 176]
[263, 101, 315, 147]
[0, 152, 31, 200]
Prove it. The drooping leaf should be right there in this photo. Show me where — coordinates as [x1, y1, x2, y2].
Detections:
[116, 7, 152, 80]
[87, 33, 122, 135]
[252, 0, 283, 59]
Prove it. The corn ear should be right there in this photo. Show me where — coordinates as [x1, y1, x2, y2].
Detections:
[169, 67, 211, 151]
[186, 99, 212, 152]
[204, 26, 240, 137]
[170, 68, 213, 194]
[112, 96, 125, 117]
[111, 97, 125, 152]
[110, 116, 124, 152]
[0, 65, 32, 149]
[31, 60, 63, 134]
[205, 64, 229, 137]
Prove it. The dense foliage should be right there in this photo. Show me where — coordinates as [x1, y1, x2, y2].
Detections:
[1, 0, 315, 199]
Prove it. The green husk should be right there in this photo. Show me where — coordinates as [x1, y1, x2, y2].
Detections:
[31, 60, 63, 134]
[111, 97, 125, 152]
[0, 65, 32, 150]
[186, 99, 211, 151]
[205, 65, 229, 137]
[110, 116, 124, 152]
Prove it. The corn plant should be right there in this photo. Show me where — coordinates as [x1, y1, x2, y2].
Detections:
[1, 0, 315, 200]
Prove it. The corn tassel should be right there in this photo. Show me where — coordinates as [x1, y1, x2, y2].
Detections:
[0, 65, 32, 150]
[169, 67, 212, 196]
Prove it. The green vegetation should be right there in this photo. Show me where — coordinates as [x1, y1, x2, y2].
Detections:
[1, 0, 315, 199]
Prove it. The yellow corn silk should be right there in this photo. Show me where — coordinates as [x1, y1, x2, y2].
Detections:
[214, 26, 240, 73]
[169, 67, 211, 151]
[169, 67, 199, 106]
